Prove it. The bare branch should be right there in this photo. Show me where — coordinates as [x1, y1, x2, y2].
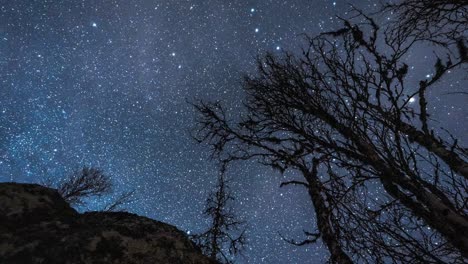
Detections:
[56, 167, 112, 206]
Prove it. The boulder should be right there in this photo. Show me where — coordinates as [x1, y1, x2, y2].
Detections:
[0, 182, 216, 264]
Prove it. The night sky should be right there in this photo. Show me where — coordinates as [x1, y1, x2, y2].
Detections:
[1, 1, 466, 263]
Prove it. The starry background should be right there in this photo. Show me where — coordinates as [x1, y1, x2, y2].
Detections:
[0, 0, 466, 263]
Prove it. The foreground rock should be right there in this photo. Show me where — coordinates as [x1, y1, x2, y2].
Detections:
[0, 182, 216, 264]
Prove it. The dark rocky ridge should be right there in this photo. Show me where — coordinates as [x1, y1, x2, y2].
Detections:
[0, 182, 217, 264]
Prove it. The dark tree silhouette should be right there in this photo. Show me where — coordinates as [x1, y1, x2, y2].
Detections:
[191, 171, 246, 264]
[193, 4, 467, 263]
[48, 166, 135, 211]
[383, 0, 467, 46]
[56, 167, 112, 206]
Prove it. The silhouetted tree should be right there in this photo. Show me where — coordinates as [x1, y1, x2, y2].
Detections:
[48, 166, 135, 211]
[193, 4, 467, 263]
[56, 167, 112, 206]
[191, 171, 246, 264]
[383, 0, 467, 46]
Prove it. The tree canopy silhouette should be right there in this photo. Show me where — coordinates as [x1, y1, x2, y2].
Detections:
[193, 3, 467, 263]
[47, 166, 134, 212]
[56, 167, 112, 206]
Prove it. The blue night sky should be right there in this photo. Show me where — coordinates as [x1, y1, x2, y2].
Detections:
[0, 1, 466, 263]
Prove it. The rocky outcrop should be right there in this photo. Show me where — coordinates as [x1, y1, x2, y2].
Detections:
[0, 182, 216, 264]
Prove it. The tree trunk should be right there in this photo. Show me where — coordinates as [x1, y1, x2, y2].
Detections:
[302, 163, 354, 264]
[320, 110, 468, 256]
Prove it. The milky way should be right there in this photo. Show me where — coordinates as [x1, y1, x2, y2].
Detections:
[1, 1, 466, 263]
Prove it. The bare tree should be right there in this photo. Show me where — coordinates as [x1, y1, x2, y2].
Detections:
[383, 0, 467, 46]
[191, 171, 246, 264]
[56, 167, 112, 206]
[193, 4, 467, 263]
[45, 166, 135, 211]
[278, 157, 354, 264]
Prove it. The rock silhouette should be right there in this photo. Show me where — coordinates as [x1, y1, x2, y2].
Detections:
[0, 182, 217, 264]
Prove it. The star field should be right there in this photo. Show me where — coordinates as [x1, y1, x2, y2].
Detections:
[0, 1, 466, 263]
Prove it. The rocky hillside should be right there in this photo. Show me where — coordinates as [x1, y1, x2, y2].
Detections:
[0, 182, 217, 264]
